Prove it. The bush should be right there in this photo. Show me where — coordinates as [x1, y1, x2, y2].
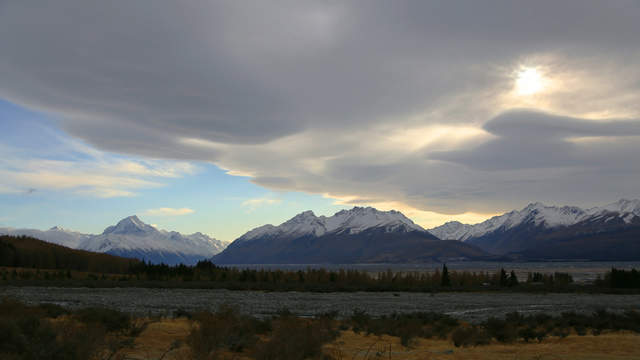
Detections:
[347, 311, 458, 347]
[38, 303, 68, 319]
[0, 299, 107, 360]
[452, 325, 490, 347]
[349, 309, 371, 334]
[173, 308, 193, 319]
[483, 317, 517, 343]
[187, 305, 270, 359]
[254, 316, 338, 360]
[74, 307, 131, 332]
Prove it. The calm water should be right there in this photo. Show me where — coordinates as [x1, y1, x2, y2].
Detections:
[223, 261, 640, 283]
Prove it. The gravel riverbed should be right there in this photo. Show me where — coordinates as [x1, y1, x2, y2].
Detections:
[2, 286, 639, 322]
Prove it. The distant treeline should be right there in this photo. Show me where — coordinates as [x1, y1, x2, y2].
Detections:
[0, 235, 137, 274]
[597, 268, 640, 289]
[125, 261, 575, 291]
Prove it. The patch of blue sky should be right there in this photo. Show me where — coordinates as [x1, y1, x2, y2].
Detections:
[0, 99, 347, 241]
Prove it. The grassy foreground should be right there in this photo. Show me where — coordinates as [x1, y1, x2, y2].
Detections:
[1, 298, 639, 359]
[120, 319, 640, 360]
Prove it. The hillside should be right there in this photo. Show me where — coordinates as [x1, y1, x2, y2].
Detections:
[0, 235, 138, 273]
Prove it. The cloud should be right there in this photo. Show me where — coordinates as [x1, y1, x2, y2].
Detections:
[1, 1, 640, 217]
[241, 197, 283, 213]
[432, 110, 640, 171]
[0, 140, 198, 198]
[144, 207, 195, 216]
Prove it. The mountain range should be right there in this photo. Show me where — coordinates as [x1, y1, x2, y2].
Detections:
[211, 207, 487, 264]
[428, 199, 640, 260]
[0, 216, 228, 265]
[2, 198, 639, 264]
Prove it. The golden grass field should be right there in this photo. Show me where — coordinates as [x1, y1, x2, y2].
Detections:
[115, 318, 640, 360]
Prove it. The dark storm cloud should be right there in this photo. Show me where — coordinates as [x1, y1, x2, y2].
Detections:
[1, 1, 640, 214]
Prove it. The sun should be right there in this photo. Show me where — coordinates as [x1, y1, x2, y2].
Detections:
[515, 67, 544, 95]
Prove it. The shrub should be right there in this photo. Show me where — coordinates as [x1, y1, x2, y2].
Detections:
[349, 309, 371, 334]
[74, 307, 131, 332]
[518, 326, 536, 342]
[188, 305, 270, 359]
[483, 317, 517, 343]
[452, 325, 490, 347]
[38, 303, 69, 319]
[254, 316, 338, 360]
[173, 308, 193, 319]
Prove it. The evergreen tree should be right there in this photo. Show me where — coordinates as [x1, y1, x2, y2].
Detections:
[508, 270, 519, 287]
[441, 263, 451, 287]
[499, 268, 509, 287]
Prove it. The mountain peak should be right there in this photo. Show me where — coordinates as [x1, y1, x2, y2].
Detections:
[325, 206, 423, 234]
[523, 202, 546, 211]
[287, 210, 317, 221]
[102, 215, 156, 235]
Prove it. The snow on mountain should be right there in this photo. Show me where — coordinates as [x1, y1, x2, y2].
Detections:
[585, 199, 640, 222]
[0, 226, 90, 248]
[101, 215, 157, 235]
[426, 221, 475, 241]
[215, 207, 485, 264]
[1, 215, 228, 265]
[236, 206, 425, 243]
[429, 199, 640, 241]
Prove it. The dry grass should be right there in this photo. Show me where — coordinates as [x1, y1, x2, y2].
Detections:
[325, 330, 640, 360]
[117, 318, 192, 360]
[111, 318, 640, 360]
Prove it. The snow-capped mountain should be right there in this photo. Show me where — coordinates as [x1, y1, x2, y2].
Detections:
[237, 207, 425, 243]
[213, 207, 486, 264]
[0, 216, 228, 265]
[0, 226, 91, 248]
[429, 199, 640, 241]
[429, 202, 591, 241]
[428, 199, 640, 259]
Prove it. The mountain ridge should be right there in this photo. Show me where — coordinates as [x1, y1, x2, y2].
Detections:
[0, 216, 228, 265]
[213, 206, 487, 264]
[429, 199, 640, 241]
[428, 198, 640, 258]
[237, 206, 425, 243]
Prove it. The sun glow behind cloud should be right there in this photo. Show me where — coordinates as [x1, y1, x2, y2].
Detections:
[515, 67, 545, 95]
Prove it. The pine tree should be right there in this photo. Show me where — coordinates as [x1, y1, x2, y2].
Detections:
[508, 270, 519, 287]
[499, 268, 508, 287]
[441, 263, 451, 287]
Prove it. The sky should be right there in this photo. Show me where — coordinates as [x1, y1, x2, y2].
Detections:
[1, 1, 640, 242]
